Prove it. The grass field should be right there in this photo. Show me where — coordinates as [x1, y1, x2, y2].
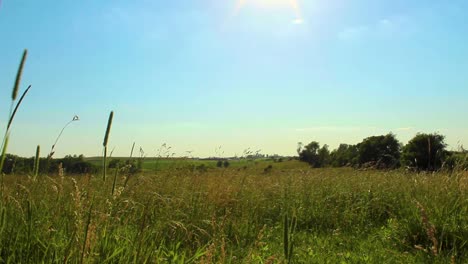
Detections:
[0, 160, 466, 263]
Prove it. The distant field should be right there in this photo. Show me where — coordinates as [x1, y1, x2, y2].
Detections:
[0, 160, 467, 263]
[84, 157, 307, 171]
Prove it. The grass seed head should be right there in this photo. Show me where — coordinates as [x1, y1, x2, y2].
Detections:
[103, 111, 114, 147]
[12, 49, 28, 100]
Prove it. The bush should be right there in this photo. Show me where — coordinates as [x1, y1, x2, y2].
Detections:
[402, 133, 449, 171]
[330, 144, 358, 167]
[1, 154, 98, 175]
[65, 160, 98, 174]
[357, 133, 401, 169]
[121, 159, 142, 174]
[108, 159, 121, 169]
[298, 141, 330, 168]
[1, 154, 34, 174]
[442, 155, 468, 171]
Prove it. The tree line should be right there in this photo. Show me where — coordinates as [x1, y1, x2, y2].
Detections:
[297, 133, 467, 171]
[1, 154, 98, 175]
[2, 154, 144, 175]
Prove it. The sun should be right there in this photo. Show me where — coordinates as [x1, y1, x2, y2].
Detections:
[233, 0, 304, 23]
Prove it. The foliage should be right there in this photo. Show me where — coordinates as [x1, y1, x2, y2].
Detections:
[1, 154, 98, 175]
[357, 133, 401, 169]
[444, 152, 468, 171]
[330, 144, 359, 167]
[122, 159, 143, 174]
[298, 141, 331, 168]
[402, 133, 450, 171]
[108, 158, 121, 169]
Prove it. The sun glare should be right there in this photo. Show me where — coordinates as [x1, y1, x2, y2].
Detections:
[233, 0, 303, 22]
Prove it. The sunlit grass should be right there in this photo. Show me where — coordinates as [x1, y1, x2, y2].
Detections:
[0, 163, 466, 263]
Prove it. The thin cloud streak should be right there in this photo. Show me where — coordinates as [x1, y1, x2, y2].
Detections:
[337, 15, 410, 41]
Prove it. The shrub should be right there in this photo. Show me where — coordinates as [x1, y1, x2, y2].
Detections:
[196, 164, 208, 173]
[357, 133, 401, 169]
[108, 159, 121, 169]
[402, 133, 450, 171]
[121, 159, 142, 174]
[298, 141, 330, 168]
[330, 144, 358, 167]
[263, 164, 273, 173]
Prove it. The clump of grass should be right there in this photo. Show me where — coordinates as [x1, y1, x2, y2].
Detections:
[111, 165, 119, 196]
[80, 202, 93, 264]
[283, 213, 297, 263]
[415, 200, 439, 256]
[102, 111, 114, 181]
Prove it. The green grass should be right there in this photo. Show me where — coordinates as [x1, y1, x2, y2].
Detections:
[85, 157, 308, 171]
[0, 161, 466, 263]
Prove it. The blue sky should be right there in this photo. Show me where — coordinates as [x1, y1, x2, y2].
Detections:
[0, 0, 467, 158]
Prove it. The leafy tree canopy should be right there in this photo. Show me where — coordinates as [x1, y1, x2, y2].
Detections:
[357, 133, 401, 169]
[402, 133, 449, 171]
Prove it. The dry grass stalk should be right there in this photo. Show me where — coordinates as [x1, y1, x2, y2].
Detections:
[415, 201, 438, 256]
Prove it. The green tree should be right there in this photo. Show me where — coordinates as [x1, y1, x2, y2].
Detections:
[402, 133, 449, 171]
[317, 144, 331, 167]
[298, 141, 329, 167]
[357, 133, 401, 169]
[330, 144, 359, 167]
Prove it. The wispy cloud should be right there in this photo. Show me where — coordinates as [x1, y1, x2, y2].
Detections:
[338, 15, 410, 41]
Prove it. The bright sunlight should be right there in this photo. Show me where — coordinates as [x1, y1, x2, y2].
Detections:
[233, 0, 303, 23]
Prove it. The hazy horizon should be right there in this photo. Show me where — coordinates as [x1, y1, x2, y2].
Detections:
[1, 0, 467, 158]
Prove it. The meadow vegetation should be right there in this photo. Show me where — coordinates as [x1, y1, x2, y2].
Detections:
[0, 161, 467, 263]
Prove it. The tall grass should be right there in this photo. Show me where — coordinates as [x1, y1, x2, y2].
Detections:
[48, 115, 79, 158]
[283, 213, 297, 263]
[102, 111, 113, 181]
[0, 164, 466, 263]
[0, 49, 31, 173]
